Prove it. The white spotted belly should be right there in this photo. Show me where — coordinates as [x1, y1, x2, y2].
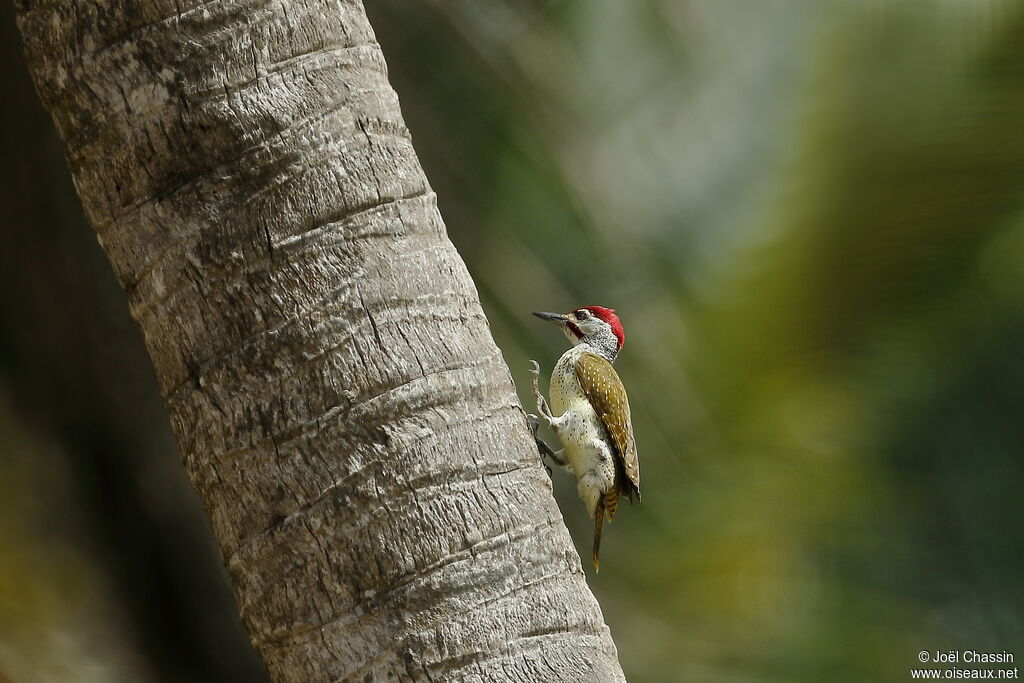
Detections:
[548, 350, 616, 516]
[553, 398, 606, 474]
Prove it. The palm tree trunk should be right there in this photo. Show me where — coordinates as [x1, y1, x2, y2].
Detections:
[13, 0, 624, 680]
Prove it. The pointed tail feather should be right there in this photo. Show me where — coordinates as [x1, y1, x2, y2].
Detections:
[593, 499, 604, 572]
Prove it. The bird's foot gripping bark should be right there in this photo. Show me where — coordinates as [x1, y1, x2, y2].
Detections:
[528, 413, 569, 476]
[528, 414, 555, 476]
[528, 360, 554, 422]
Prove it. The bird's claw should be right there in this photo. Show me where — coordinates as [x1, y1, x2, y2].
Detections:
[528, 413, 556, 476]
[528, 360, 551, 417]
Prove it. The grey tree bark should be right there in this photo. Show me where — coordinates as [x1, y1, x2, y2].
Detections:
[13, 1, 625, 681]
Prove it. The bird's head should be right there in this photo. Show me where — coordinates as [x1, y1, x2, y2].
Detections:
[532, 306, 624, 361]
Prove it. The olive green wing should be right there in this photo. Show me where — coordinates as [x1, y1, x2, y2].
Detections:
[575, 352, 641, 501]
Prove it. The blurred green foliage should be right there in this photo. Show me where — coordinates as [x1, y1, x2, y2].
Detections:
[0, 392, 148, 683]
[368, 1, 1024, 680]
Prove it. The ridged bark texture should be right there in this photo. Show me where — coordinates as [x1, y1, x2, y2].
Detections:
[13, 1, 625, 681]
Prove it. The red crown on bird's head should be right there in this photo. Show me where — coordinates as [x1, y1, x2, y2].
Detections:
[579, 306, 624, 351]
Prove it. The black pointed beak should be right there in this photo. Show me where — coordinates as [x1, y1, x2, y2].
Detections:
[532, 311, 567, 325]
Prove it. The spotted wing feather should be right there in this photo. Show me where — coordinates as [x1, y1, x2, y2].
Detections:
[575, 352, 641, 503]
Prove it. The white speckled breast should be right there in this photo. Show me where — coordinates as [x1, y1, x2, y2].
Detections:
[549, 346, 615, 483]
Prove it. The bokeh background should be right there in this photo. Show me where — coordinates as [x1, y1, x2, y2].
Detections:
[2, 1, 1022, 681]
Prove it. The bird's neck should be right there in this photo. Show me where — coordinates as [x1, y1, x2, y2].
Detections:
[575, 339, 618, 363]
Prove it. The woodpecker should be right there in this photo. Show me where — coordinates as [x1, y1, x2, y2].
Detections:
[529, 306, 640, 572]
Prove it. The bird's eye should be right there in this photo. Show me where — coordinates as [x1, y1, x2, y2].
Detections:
[575, 310, 587, 320]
